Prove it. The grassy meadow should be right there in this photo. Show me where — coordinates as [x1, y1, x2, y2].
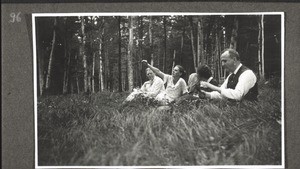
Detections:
[37, 79, 282, 166]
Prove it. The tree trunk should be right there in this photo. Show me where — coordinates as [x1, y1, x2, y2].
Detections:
[180, 26, 185, 65]
[36, 22, 45, 96]
[181, 28, 185, 53]
[80, 16, 88, 93]
[63, 18, 69, 94]
[189, 16, 197, 72]
[76, 75, 80, 94]
[75, 53, 80, 94]
[149, 16, 154, 65]
[92, 52, 95, 93]
[38, 54, 44, 96]
[163, 16, 167, 72]
[63, 51, 71, 94]
[261, 15, 265, 78]
[198, 19, 205, 65]
[104, 49, 109, 90]
[99, 18, 105, 92]
[215, 30, 221, 83]
[172, 50, 176, 70]
[197, 21, 200, 67]
[109, 60, 113, 92]
[138, 16, 143, 87]
[258, 16, 262, 77]
[45, 17, 57, 91]
[118, 16, 122, 92]
[230, 16, 238, 50]
[127, 16, 135, 92]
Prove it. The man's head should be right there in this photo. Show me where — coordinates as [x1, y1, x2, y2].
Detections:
[146, 68, 155, 80]
[197, 64, 212, 81]
[220, 48, 241, 73]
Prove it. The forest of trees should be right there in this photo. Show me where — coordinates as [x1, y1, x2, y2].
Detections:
[34, 14, 281, 96]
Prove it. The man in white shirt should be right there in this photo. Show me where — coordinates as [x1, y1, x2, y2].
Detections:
[124, 68, 165, 102]
[200, 49, 258, 101]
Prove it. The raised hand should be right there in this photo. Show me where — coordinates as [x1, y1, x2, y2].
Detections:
[141, 60, 148, 65]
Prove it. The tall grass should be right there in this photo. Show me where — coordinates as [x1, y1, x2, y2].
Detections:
[37, 80, 282, 166]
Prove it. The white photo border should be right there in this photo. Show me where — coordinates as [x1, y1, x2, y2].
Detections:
[32, 12, 285, 169]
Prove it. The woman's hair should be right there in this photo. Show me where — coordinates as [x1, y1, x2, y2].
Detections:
[175, 65, 186, 77]
[197, 64, 212, 79]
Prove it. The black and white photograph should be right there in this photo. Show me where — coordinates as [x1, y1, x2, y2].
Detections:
[33, 12, 284, 168]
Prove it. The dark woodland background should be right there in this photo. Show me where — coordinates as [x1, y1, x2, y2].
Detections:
[35, 15, 281, 96]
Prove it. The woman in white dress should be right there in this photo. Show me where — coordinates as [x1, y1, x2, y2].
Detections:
[141, 60, 188, 105]
[124, 68, 165, 102]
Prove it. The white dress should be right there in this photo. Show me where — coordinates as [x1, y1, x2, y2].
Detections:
[156, 74, 188, 103]
[125, 76, 164, 102]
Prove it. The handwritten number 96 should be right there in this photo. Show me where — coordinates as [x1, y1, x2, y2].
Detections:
[10, 12, 21, 23]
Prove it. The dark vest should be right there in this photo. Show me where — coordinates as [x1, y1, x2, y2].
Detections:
[227, 65, 258, 101]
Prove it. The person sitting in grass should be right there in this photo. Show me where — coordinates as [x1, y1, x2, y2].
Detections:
[200, 48, 258, 101]
[188, 64, 219, 98]
[142, 60, 188, 105]
[175, 64, 218, 105]
[124, 68, 165, 103]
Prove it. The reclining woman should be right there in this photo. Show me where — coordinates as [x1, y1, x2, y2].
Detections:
[124, 68, 165, 103]
[142, 60, 188, 105]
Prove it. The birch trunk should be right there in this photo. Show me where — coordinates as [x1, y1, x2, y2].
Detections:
[180, 27, 185, 65]
[104, 50, 109, 90]
[197, 21, 200, 66]
[215, 31, 221, 83]
[149, 16, 154, 65]
[199, 19, 205, 65]
[63, 18, 69, 94]
[45, 17, 57, 91]
[261, 15, 265, 78]
[75, 53, 80, 94]
[189, 16, 197, 72]
[163, 16, 167, 72]
[230, 16, 238, 50]
[38, 57, 44, 96]
[127, 16, 134, 91]
[63, 51, 71, 94]
[92, 52, 95, 93]
[172, 50, 176, 70]
[118, 16, 122, 92]
[80, 16, 88, 93]
[99, 18, 105, 92]
[138, 16, 143, 87]
[258, 16, 262, 77]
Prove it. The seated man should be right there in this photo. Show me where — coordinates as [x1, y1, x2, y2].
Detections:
[124, 68, 165, 102]
[200, 49, 258, 101]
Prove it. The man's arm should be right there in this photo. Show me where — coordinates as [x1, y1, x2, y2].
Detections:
[219, 70, 257, 101]
[200, 79, 226, 94]
[201, 77, 228, 99]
